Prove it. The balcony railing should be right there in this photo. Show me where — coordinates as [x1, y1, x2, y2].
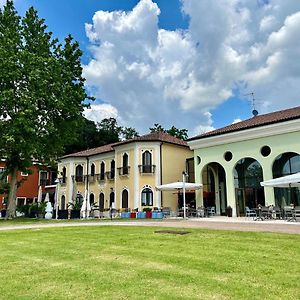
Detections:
[87, 175, 96, 183]
[117, 166, 130, 176]
[138, 165, 156, 174]
[72, 175, 84, 183]
[96, 173, 106, 182]
[106, 171, 115, 180]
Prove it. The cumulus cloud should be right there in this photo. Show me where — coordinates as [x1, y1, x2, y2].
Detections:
[84, 104, 119, 124]
[83, 0, 300, 136]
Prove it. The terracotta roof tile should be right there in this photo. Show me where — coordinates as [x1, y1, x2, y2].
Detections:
[113, 131, 188, 147]
[62, 132, 188, 158]
[189, 106, 300, 141]
[62, 144, 114, 158]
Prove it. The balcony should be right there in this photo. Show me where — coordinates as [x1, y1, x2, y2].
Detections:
[106, 171, 115, 180]
[138, 165, 156, 174]
[117, 166, 130, 176]
[87, 175, 96, 183]
[96, 173, 106, 182]
[72, 175, 84, 183]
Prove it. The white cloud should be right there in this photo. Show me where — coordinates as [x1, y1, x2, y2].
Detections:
[232, 118, 242, 124]
[83, 0, 300, 135]
[84, 104, 119, 123]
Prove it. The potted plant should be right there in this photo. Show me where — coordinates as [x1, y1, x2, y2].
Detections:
[130, 208, 138, 219]
[226, 206, 232, 217]
[68, 200, 82, 219]
[143, 207, 152, 218]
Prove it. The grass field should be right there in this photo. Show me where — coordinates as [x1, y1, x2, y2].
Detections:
[0, 226, 299, 300]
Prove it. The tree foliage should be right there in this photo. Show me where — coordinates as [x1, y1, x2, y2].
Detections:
[64, 117, 140, 154]
[149, 123, 188, 140]
[0, 1, 92, 218]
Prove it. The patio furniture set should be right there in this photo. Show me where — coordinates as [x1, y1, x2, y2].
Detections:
[245, 205, 300, 221]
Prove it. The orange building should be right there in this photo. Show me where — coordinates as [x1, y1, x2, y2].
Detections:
[0, 161, 57, 209]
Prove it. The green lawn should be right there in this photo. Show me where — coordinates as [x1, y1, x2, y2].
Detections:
[0, 226, 299, 300]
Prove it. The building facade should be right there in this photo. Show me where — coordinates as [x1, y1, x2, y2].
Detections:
[0, 162, 57, 209]
[188, 106, 300, 217]
[57, 132, 193, 212]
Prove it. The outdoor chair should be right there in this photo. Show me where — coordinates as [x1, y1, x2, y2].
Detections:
[293, 206, 300, 221]
[245, 207, 256, 219]
[283, 206, 293, 220]
[196, 207, 205, 218]
[261, 206, 271, 219]
[162, 207, 171, 218]
[207, 206, 215, 216]
[272, 206, 282, 219]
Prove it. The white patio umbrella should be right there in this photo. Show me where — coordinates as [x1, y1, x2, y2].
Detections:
[44, 192, 50, 203]
[80, 190, 91, 219]
[260, 173, 300, 188]
[156, 179, 202, 219]
[37, 186, 43, 204]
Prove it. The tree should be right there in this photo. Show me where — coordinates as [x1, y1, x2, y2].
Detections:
[121, 127, 139, 140]
[149, 124, 188, 140]
[96, 118, 123, 145]
[0, 1, 92, 218]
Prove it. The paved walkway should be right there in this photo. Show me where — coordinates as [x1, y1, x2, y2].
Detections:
[0, 217, 299, 234]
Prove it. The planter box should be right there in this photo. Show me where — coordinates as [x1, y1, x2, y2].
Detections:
[145, 211, 152, 218]
[121, 212, 131, 218]
[130, 212, 136, 218]
[58, 209, 68, 219]
[71, 210, 80, 219]
[137, 212, 146, 219]
[152, 212, 163, 219]
[1, 210, 6, 218]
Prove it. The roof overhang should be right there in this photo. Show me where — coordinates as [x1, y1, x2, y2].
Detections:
[188, 118, 300, 150]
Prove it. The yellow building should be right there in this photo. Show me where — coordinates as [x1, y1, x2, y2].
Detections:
[57, 132, 193, 212]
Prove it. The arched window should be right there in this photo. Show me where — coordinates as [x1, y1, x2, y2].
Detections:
[75, 165, 83, 182]
[142, 151, 152, 173]
[99, 193, 105, 211]
[272, 152, 300, 207]
[62, 167, 66, 184]
[110, 160, 115, 179]
[122, 153, 129, 175]
[90, 163, 95, 176]
[89, 193, 95, 206]
[60, 195, 66, 210]
[141, 188, 153, 206]
[122, 189, 129, 208]
[109, 191, 115, 207]
[100, 162, 105, 180]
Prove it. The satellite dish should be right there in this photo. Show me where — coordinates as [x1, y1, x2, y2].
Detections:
[252, 109, 258, 116]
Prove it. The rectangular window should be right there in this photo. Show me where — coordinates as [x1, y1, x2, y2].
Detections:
[0, 168, 7, 183]
[39, 171, 48, 186]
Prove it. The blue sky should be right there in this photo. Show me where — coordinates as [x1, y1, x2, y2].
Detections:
[9, 0, 300, 136]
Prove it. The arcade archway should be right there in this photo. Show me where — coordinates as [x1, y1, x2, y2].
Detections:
[234, 158, 264, 216]
[201, 163, 227, 215]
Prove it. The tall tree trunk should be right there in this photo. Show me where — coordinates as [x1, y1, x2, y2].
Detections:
[6, 167, 18, 219]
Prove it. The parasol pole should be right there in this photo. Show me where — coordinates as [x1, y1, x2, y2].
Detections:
[182, 171, 187, 219]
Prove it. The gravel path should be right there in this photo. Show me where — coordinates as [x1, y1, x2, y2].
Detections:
[0, 218, 299, 234]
